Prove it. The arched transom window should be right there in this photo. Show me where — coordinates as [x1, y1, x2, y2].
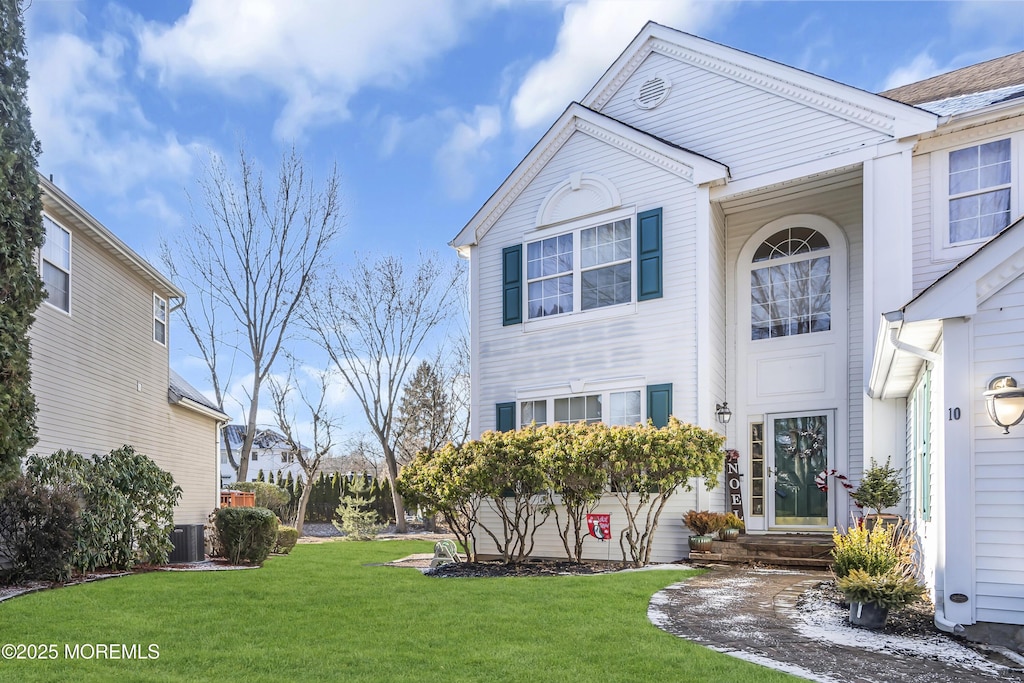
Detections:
[750, 227, 831, 340]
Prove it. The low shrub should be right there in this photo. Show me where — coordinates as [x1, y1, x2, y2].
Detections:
[682, 510, 726, 536]
[722, 512, 745, 530]
[836, 568, 926, 610]
[214, 507, 279, 565]
[274, 526, 300, 554]
[831, 519, 914, 579]
[0, 477, 79, 584]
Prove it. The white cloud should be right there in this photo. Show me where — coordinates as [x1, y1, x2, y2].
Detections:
[137, 0, 485, 140]
[510, 0, 733, 130]
[881, 52, 941, 91]
[26, 29, 198, 199]
[435, 105, 503, 200]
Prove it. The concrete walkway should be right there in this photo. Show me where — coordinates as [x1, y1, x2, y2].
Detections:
[648, 565, 1024, 683]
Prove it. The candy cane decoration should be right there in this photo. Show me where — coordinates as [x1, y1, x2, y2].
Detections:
[815, 469, 854, 493]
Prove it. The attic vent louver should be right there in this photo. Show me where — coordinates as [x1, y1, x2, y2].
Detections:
[634, 75, 671, 110]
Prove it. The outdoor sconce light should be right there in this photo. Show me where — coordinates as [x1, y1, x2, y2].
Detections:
[716, 402, 732, 425]
[983, 376, 1024, 434]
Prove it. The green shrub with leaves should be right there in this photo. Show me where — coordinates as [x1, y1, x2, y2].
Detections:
[0, 477, 79, 583]
[273, 525, 300, 554]
[333, 475, 383, 540]
[226, 481, 291, 521]
[836, 568, 926, 610]
[722, 512, 745, 530]
[831, 519, 914, 579]
[214, 507, 279, 565]
[25, 446, 181, 570]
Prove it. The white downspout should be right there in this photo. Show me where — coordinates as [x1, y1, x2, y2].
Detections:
[934, 601, 965, 634]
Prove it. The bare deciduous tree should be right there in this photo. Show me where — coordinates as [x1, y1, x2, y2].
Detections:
[267, 364, 340, 535]
[162, 145, 342, 481]
[303, 253, 461, 533]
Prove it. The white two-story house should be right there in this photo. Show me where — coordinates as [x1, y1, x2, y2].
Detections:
[30, 175, 227, 528]
[452, 22, 1024, 632]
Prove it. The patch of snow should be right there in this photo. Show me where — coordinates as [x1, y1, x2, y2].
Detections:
[793, 592, 1003, 675]
[708, 645, 841, 683]
[752, 567, 808, 575]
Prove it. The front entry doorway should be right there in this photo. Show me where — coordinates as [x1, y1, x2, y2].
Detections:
[766, 411, 834, 529]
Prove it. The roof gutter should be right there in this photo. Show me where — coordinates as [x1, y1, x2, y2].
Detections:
[885, 311, 941, 364]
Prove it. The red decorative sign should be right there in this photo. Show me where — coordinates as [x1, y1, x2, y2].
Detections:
[586, 513, 611, 541]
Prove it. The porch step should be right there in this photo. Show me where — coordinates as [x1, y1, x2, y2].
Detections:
[688, 533, 835, 569]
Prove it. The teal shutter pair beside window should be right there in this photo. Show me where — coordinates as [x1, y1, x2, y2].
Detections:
[495, 384, 671, 432]
[500, 208, 663, 324]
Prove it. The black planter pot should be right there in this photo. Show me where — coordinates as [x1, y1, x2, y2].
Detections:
[849, 601, 889, 629]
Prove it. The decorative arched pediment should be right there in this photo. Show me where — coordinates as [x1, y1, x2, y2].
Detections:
[535, 172, 621, 228]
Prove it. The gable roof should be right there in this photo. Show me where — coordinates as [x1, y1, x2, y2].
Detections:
[880, 51, 1024, 106]
[583, 21, 936, 139]
[450, 103, 729, 249]
[222, 424, 308, 453]
[39, 175, 183, 299]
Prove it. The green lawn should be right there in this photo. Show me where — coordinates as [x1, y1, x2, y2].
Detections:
[0, 541, 800, 682]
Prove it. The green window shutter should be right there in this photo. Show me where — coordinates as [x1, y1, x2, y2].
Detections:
[496, 402, 516, 432]
[637, 208, 663, 301]
[646, 383, 673, 428]
[502, 245, 522, 325]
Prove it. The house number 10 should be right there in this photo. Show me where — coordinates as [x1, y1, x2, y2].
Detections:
[948, 407, 961, 421]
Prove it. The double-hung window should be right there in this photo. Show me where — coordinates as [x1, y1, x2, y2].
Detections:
[41, 215, 71, 313]
[948, 139, 1011, 244]
[153, 294, 168, 345]
[525, 216, 633, 320]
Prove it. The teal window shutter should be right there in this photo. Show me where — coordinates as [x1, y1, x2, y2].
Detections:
[496, 402, 515, 432]
[637, 208, 663, 301]
[646, 383, 672, 427]
[502, 245, 522, 325]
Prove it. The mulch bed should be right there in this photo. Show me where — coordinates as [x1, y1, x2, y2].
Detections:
[427, 559, 624, 578]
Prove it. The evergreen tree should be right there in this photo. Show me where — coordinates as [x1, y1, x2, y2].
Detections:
[395, 360, 460, 464]
[0, 0, 45, 482]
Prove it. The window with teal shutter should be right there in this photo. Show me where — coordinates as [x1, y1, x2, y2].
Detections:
[646, 383, 672, 427]
[637, 208, 663, 301]
[496, 402, 515, 432]
[502, 245, 522, 325]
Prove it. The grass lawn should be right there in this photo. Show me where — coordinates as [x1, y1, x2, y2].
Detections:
[0, 541, 801, 682]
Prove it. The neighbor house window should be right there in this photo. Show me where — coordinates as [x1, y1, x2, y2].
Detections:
[948, 139, 1011, 244]
[153, 294, 167, 345]
[608, 390, 641, 426]
[750, 227, 831, 340]
[526, 218, 632, 319]
[520, 400, 547, 428]
[41, 215, 71, 313]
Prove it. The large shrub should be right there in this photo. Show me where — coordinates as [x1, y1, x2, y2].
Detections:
[25, 446, 181, 570]
[214, 507, 279, 565]
[541, 422, 610, 562]
[0, 477, 78, 583]
[273, 525, 299, 554]
[398, 442, 481, 561]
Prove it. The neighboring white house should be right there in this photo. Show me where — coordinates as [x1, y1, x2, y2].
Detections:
[452, 22, 1024, 632]
[219, 424, 308, 487]
[29, 176, 228, 526]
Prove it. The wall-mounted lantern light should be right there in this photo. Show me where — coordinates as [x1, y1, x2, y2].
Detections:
[716, 402, 732, 425]
[983, 376, 1024, 434]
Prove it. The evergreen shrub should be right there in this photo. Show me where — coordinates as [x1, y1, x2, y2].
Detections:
[0, 477, 79, 583]
[273, 525, 300, 554]
[215, 507, 279, 565]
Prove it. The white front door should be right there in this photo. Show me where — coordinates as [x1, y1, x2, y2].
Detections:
[766, 410, 835, 530]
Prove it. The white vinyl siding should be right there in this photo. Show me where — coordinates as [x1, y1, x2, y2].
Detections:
[972, 274, 1024, 625]
[599, 51, 890, 181]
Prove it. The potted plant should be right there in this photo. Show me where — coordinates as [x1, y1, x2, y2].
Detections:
[719, 512, 744, 541]
[850, 457, 903, 527]
[836, 568, 926, 628]
[683, 510, 725, 553]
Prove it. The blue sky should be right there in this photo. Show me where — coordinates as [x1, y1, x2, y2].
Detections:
[23, 0, 1024, 442]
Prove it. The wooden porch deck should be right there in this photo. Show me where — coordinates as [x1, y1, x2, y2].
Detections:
[692, 533, 835, 569]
